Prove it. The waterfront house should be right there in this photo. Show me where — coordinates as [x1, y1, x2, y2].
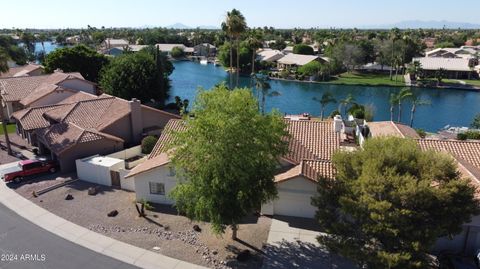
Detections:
[155, 44, 194, 56]
[0, 71, 97, 120]
[194, 43, 216, 57]
[426, 47, 478, 59]
[412, 57, 478, 79]
[276, 53, 328, 71]
[0, 64, 44, 78]
[101, 38, 130, 50]
[12, 94, 180, 171]
[257, 49, 285, 63]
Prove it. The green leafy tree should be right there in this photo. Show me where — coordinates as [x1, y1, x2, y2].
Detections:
[312, 92, 336, 120]
[168, 84, 288, 239]
[0, 48, 9, 73]
[44, 45, 109, 82]
[435, 68, 446, 86]
[293, 44, 314, 55]
[170, 46, 184, 58]
[100, 47, 173, 105]
[141, 136, 158, 154]
[313, 137, 480, 269]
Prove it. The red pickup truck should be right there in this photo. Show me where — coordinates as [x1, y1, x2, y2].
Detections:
[1, 160, 58, 183]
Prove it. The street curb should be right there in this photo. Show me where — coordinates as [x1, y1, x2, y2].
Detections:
[0, 181, 207, 269]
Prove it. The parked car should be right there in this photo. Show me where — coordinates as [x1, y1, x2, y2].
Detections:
[1, 160, 58, 183]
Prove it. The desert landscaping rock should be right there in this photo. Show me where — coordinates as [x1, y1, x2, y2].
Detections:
[193, 225, 202, 232]
[15, 180, 269, 269]
[64, 194, 74, 200]
[107, 210, 118, 217]
[87, 187, 98, 195]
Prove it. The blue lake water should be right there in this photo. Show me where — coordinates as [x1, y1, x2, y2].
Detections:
[170, 61, 480, 132]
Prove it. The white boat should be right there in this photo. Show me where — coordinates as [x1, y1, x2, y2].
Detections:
[200, 59, 208, 65]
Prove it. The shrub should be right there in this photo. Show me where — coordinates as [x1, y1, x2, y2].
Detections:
[141, 136, 158, 154]
[416, 129, 427, 138]
[171, 46, 184, 58]
[293, 44, 314, 55]
[329, 110, 341, 118]
[457, 133, 468, 140]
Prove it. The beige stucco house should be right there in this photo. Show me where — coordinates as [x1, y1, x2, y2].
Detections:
[0, 71, 97, 120]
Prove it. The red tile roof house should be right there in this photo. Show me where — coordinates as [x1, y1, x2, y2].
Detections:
[12, 94, 180, 171]
[0, 71, 97, 121]
[0, 63, 44, 78]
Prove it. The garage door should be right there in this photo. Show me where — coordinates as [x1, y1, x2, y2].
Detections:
[274, 190, 317, 218]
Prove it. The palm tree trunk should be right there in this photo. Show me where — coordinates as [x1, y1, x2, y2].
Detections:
[410, 105, 416, 127]
[320, 106, 324, 121]
[398, 101, 402, 123]
[390, 40, 394, 80]
[251, 50, 255, 75]
[261, 91, 266, 115]
[390, 106, 394, 122]
[236, 39, 240, 87]
[229, 39, 233, 89]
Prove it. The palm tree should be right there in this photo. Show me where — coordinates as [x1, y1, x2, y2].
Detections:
[389, 28, 401, 80]
[220, 22, 233, 88]
[246, 31, 263, 77]
[313, 92, 336, 120]
[389, 93, 398, 122]
[223, 9, 247, 88]
[407, 61, 423, 80]
[255, 76, 279, 115]
[396, 88, 413, 123]
[435, 68, 446, 87]
[339, 94, 356, 117]
[409, 95, 430, 127]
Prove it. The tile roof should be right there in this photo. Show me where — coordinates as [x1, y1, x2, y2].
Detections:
[35, 122, 123, 155]
[155, 44, 186, 52]
[0, 64, 43, 78]
[0, 72, 85, 102]
[125, 153, 170, 178]
[368, 121, 420, 139]
[19, 84, 75, 106]
[12, 104, 65, 131]
[275, 159, 335, 183]
[57, 91, 99, 104]
[148, 119, 187, 160]
[284, 120, 341, 164]
[257, 49, 284, 62]
[417, 139, 480, 171]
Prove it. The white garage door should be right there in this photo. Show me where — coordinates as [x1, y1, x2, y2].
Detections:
[274, 190, 317, 218]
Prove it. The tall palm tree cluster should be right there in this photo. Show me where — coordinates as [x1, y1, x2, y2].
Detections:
[221, 9, 247, 88]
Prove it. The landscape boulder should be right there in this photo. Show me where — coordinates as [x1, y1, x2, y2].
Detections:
[65, 194, 74, 200]
[236, 250, 251, 262]
[88, 187, 98, 196]
[107, 210, 119, 217]
[193, 225, 202, 232]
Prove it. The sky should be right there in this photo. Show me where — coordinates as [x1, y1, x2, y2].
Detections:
[1, 0, 479, 29]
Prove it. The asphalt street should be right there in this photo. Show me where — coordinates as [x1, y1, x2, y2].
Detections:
[0, 203, 139, 269]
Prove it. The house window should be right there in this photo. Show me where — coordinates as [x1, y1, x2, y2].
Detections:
[149, 182, 165, 195]
[168, 166, 176, 177]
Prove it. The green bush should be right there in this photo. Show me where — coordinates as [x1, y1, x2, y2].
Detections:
[171, 46, 184, 58]
[141, 136, 158, 154]
[416, 129, 427, 138]
[293, 44, 314, 55]
[457, 131, 480, 140]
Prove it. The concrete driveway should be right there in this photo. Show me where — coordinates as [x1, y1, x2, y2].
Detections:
[262, 217, 357, 269]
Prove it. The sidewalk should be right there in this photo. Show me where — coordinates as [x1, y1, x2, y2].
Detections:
[0, 181, 206, 269]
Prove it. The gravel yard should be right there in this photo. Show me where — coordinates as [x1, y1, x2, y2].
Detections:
[15, 180, 271, 269]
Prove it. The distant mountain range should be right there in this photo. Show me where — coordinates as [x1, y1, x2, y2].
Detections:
[362, 20, 480, 29]
[166, 23, 219, 29]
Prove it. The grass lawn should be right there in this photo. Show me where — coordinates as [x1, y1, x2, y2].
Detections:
[443, 79, 480, 87]
[324, 72, 405, 86]
[0, 124, 16, 135]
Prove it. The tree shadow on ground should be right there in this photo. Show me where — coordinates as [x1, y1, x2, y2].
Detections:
[271, 215, 323, 232]
[262, 240, 358, 269]
[225, 244, 264, 269]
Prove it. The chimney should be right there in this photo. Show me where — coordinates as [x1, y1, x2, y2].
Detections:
[333, 115, 343, 133]
[129, 98, 143, 144]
